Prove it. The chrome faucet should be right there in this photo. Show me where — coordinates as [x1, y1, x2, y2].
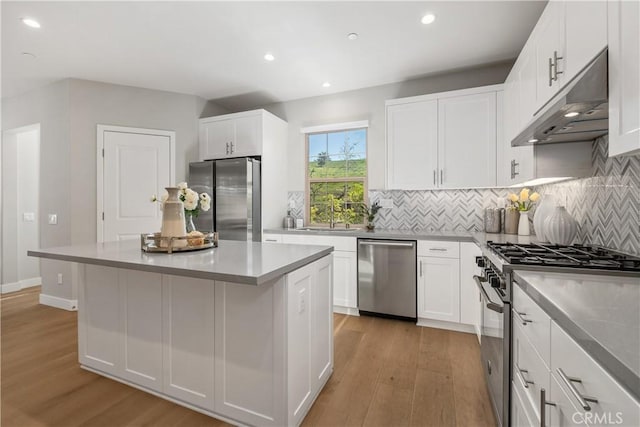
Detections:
[330, 204, 335, 228]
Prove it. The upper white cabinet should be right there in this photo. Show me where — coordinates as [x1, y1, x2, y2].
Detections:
[386, 100, 438, 190]
[438, 92, 497, 188]
[534, 1, 567, 108]
[200, 109, 289, 231]
[386, 85, 502, 190]
[608, 0, 640, 156]
[199, 109, 277, 160]
[565, 1, 608, 80]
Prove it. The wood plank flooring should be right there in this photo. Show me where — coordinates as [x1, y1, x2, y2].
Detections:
[1, 288, 495, 426]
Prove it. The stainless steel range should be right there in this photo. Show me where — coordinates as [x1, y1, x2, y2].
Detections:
[474, 241, 640, 427]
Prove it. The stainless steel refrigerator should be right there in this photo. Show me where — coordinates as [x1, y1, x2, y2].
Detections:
[188, 158, 261, 242]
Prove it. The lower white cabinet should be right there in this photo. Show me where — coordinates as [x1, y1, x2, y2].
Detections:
[163, 274, 215, 409]
[417, 255, 460, 323]
[278, 233, 357, 311]
[460, 242, 482, 341]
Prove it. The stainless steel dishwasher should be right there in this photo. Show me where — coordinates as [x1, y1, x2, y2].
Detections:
[357, 239, 417, 320]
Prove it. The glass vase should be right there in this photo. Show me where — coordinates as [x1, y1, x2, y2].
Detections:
[185, 212, 196, 233]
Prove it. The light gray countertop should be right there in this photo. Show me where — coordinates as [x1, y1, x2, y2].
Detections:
[28, 240, 333, 285]
[514, 270, 640, 400]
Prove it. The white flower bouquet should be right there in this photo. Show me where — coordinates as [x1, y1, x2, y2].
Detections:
[151, 182, 211, 217]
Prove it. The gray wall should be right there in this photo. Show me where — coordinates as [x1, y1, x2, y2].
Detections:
[2, 78, 227, 300]
[2, 80, 72, 298]
[238, 61, 513, 191]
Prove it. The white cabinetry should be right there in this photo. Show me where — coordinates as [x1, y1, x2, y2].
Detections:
[460, 242, 482, 341]
[271, 233, 358, 314]
[78, 256, 333, 427]
[534, 1, 566, 109]
[386, 85, 502, 190]
[162, 275, 215, 409]
[386, 100, 438, 190]
[438, 92, 497, 188]
[608, 0, 640, 157]
[417, 241, 460, 324]
[199, 111, 262, 160]
[199, 109, 288, 231]
[511, 282, 640, 427]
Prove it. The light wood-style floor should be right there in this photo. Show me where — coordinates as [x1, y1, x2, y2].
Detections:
[1, 287, 496, 426]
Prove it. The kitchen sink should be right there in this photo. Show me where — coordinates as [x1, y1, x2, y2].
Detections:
[293, 227, 360, 233]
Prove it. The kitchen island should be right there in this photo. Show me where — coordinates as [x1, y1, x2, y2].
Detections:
[28, 240, 334, 427]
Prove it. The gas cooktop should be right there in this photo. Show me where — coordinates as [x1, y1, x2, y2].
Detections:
[486, 241, 640, 273]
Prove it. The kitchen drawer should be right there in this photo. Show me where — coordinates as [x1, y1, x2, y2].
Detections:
[512, 378, 538, 427]
[513, 283, 551, 367]
[262, 234, 283, 243]
[551, 321, 640, 426]
[417, 240, 459, 258]
[281, 234, 356, 252]
[513, 315, 550, 423]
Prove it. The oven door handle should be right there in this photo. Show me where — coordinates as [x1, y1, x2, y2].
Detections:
[473, 275, 504, 313]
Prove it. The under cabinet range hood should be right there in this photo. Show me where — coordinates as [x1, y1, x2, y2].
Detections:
[512, 49, 608, 147]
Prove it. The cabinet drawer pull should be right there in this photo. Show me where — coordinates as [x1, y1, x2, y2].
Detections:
[556, 368, 598, 411]
[548, 57, 554, 87]
[419, 260, 423, 277]
[516, 364, 534, 389]
[433, 170, 436, 186]
[265, 239, 278, 242]
[513, 310, 532, 325]
[553, 51, 564, 81]
[540, 388, 556, 427]
[440, 169, 444, 185]
[230, 141, 234, 154]
[226, 142, 230, 155]
[428, 248, 448, 252]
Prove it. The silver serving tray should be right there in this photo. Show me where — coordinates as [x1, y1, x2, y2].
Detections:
[141, 232, 218, 254]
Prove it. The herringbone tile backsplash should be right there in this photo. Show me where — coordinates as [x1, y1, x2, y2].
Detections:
[537, 136, 640, 256]
[288, 136, 640, 255]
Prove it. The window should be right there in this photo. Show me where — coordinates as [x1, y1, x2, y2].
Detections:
[306, 128, 367, 226]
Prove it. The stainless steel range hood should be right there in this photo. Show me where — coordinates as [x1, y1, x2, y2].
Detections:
[512, 49, 608, 147]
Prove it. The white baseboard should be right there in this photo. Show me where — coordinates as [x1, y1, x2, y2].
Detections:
[1, 276, 41, 294]
[333, 306, 359, 316]
[416, 318, 476, 334]
[39, 293, 78, 311]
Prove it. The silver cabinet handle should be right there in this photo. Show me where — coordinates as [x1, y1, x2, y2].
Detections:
[440, 169, 444, 185]
[265, 239, 278, 242]
[226, 142, 229, 155]
[548, 57, 554, 87]
[358, 240, 415, 248]
[513, 310, 532, 325]
[540, 388, 556, 427]
[433, 170, 436, 186]
[511, 159, 519, 179]
[230, 141, 234, 154]
[553, 50, 563, 82]
[428, 247, 448, 252]
[556, 368, 598, 411]
[516, 364, 534, 389]
[419, 260, 423, 277]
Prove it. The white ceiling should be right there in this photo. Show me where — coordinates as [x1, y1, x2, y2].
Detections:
[2, 1, 546, 105]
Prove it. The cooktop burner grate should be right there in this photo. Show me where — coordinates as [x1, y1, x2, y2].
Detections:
[486, 242, 640, 272]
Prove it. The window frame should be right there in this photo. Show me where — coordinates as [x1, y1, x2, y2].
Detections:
[304, 127, 368, 227]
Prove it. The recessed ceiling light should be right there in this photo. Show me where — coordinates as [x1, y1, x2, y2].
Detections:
[528, 138, 538, 143]
[22, 52, 36, 59]
[421, 13, 436, 25]
[564, 111, 580, 118]
[21, 18, 41, 28]
[347, 32, 358, 41]
[264, 53, 275, 62]
[322, 82, 331, 88]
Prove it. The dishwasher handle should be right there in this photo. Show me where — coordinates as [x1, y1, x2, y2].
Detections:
[358, 240, 415, 248]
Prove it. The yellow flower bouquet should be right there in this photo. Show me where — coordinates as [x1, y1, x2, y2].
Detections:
[508, 188, 540, 212]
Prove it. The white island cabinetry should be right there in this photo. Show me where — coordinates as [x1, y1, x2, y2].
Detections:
[32, 240, 333, 427]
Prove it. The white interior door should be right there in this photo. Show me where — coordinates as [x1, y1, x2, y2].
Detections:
[98, 126, 174, 242]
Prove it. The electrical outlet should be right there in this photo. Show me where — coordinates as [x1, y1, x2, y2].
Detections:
[289, 200, 296, 209]
[48, 214, 58, 225]
[57, 273, 63, 285]
[298, 289, 306, 314]
[379, 198, 393, 208]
